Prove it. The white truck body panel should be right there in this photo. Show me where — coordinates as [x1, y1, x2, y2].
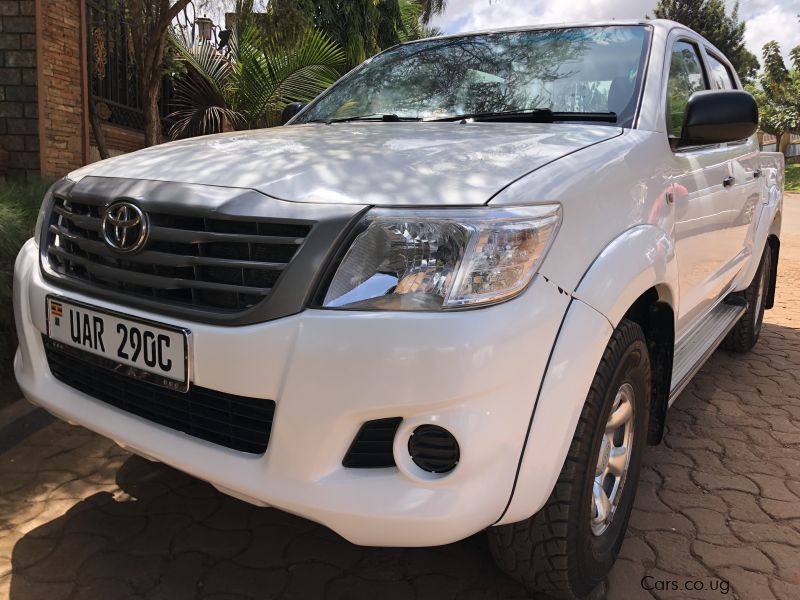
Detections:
[67, 122, 620, 207]
[15, 238, 571, 545]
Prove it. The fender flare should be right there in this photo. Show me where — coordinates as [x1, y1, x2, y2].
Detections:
[497, 297, 613, 524]
[733, 176, 782, 293]
[572, 224, 679, 327]
[497, 225, 678, 525]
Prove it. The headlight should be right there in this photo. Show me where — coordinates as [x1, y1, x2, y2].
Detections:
[32, 188, 55, 248]
[322, 204, 561, 310]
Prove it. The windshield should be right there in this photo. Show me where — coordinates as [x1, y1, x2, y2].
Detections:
[295, 25, 651, 127]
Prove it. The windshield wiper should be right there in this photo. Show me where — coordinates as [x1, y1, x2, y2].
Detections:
[428, 108, 554, 122]
[310, 109, 617, 124]
[428, 109, 618, 123]
[310, 113, 422, 124]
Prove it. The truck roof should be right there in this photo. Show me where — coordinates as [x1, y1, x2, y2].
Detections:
[410, 18, 702, 42]
[403, 19, 723, 65]
[424, 18, 688, 37]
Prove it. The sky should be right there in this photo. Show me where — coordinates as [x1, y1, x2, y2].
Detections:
[197, 0, 799, 67]
[429, 0, 799, 65]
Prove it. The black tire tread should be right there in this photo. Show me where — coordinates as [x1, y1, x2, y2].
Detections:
[488, 318, 649, 599]
[721, 246, 771, 353]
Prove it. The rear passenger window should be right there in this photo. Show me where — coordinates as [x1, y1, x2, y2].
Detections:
[706, 53, 736, 90]
[665, 41, 708, 138]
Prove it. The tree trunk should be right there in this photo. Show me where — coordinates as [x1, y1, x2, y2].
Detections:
[777, 132, 790, 157]
[142, 78, 162, 147]
[126, 0, 190, 147]
[89, 101, 110, 160]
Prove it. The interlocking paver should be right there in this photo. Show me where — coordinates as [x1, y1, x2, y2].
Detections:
[146, 552, 204, 600]
[691, 540, 773, 572]
[201, 560, 288, 599]
[1, 194, 799, 599]
[772, 579, 800, 600]
[281, 561, 341, 600]
[760, 542, 800, 583]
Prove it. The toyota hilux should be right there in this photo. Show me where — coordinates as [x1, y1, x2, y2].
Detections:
[14, 19, 784, 599]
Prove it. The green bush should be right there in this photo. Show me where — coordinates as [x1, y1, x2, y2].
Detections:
[787, 163, 800, 193]
[0, 179, 51, 406]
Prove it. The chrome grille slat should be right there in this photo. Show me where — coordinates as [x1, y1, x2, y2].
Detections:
[48, 224, 289, 271]
[148, 226, 304, 246]
[53, 205, 102, 231]
[48, 246, 273, 295]
[46, 195, 310, 312]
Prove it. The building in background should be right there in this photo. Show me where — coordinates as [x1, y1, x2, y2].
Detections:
[0, 0, 173, 182]
[761, 132, 800, 161]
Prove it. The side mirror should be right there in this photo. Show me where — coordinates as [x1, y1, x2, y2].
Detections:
[680, 90, 758, 146]
[281, 102, 306, 125]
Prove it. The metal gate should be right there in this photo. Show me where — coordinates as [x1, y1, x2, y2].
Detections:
[86, 0, 174, 135]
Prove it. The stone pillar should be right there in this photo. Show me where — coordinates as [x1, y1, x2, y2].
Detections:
[37, 0, 86, 178]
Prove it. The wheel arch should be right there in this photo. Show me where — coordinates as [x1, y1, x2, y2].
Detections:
[499, 227, 681, 525]
[498, 288, 676, 525]
[621, 288, 675, 445]
[571, 224, 679, 329]
[571, 225, 679, 444]
[735, 177, 782, 295]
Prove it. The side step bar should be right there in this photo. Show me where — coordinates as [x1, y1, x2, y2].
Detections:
[669, 297, 747, 404]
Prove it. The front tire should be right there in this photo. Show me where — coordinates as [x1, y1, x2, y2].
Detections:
[488, 318, 650, 599]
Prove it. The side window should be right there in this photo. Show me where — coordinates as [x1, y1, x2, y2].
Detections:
[665, 41, 708, 138]
[706, 53, 736, 90]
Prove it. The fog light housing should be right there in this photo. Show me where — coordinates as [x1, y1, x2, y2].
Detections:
[408, 425, 460, 473]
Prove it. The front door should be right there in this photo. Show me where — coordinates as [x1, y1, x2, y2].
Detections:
[666, 39, 753, 334]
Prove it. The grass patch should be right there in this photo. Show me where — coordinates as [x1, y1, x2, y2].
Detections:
[0, 179, 51, 407]
[786, 163, 800, 193]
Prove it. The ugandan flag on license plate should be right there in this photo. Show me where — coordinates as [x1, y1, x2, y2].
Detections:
[50, 301, 63, 326]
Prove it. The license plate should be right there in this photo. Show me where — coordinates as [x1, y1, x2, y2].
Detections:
[46, 296, 189, 390]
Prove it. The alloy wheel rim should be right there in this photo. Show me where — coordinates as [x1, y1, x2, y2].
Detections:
[591, 382, 635, 536]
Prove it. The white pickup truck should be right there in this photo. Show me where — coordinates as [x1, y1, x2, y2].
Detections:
[14, 19, 784, 598]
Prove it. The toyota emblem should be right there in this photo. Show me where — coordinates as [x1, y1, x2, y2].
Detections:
[102, 201, 149, 253]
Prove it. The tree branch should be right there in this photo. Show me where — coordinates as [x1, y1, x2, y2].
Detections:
[162, 0, 191, 26]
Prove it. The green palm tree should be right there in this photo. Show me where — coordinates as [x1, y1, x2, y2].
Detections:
[418, 0, 447, 24]
[264, 0, 447, 69]
[168, 10, 344, 139]
[399, 0, 443, 40]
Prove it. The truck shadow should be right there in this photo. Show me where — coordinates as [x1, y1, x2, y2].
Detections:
[7, 320, 799, 599]
[7, 451, 532, 599]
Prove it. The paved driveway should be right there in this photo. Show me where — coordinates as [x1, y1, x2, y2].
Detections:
[2, 196, 800, 600]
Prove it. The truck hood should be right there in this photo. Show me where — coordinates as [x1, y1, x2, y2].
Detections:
[69, 122, 621, 206]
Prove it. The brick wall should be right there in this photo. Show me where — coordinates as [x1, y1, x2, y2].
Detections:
[0, 0, 39, 181]
[1, 0, 149, 181]
[38, 0, 85, 178]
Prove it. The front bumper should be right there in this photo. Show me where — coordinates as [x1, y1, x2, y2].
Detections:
[14, 239, 570, 546]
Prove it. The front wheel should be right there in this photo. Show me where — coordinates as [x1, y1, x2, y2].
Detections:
[488, 318, 650, 599]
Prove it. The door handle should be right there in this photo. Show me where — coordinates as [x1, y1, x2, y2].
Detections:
[753, 168, 762, 179]
[722, 176, 735, 188]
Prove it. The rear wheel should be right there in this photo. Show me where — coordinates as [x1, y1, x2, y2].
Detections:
[722, 246, 771, 353]
[488, 318, 650, 599]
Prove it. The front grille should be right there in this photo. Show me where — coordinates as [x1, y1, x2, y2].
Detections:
[44, 339, 275, 454]
[343, 417, 402, 468]
[45, 195, 311, 311]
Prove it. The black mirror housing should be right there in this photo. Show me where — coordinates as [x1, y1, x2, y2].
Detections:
[680, 90, 758, 147]
[281, 102, 307, 125]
